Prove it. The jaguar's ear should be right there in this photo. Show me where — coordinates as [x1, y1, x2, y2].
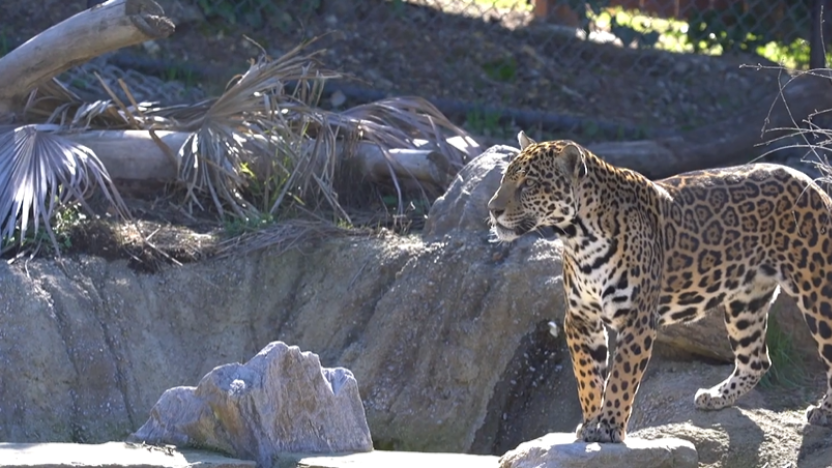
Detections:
[560, 141, 587, 178]
[518, 131, 536, 151]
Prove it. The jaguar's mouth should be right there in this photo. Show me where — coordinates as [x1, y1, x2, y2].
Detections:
[491, 220, 531, 242]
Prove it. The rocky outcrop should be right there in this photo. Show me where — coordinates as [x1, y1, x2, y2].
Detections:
[0, 231, 577, 453]
[129, 342, 372, 466]
[279, 450, 499, 468]
[0, 442, 255, 468]
[498, 432, 697, 468]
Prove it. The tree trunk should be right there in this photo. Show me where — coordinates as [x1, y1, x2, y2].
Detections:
[0, 0, 174, 116]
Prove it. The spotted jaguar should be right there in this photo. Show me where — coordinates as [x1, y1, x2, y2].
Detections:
[487, 132, 832, 443]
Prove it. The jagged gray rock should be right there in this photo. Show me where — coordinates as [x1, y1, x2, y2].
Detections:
[0, 441, 254, 468]
[498, 432, 698, 468]
[425, 144, 518, 237]
[129, 342, 372, 466]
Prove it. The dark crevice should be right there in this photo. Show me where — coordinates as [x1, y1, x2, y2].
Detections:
[470, 320, 573, 455]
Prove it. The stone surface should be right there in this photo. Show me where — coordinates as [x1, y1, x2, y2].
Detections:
[498, 432, 697, 468]
[0, 224, 584, 453]
[279, 450, 498, 468]
[627, 358, 832, 468]
[129, 342, 372, 466]
[424, 144, 517, 237]
[0, 441, 254, 468]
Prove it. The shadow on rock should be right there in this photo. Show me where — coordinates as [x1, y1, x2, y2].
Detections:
[630, 360, 810, 467]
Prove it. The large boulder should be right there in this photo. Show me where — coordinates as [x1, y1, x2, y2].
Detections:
[129, 342, 372, 466]
[629, 358, 832, 468]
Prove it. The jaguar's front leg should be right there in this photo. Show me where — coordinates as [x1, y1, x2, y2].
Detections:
[563, 311, 609, 441]
[584, 305, 657, 443]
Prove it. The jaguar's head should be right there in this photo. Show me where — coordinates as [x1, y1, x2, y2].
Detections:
[487, 132, 586, 242]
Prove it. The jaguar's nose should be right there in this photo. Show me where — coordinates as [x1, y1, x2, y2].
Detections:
[487, 196, 501, 215]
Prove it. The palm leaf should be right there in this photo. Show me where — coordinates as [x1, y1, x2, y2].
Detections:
[0, 124, 128, 254]
[171, 40, 342, 219]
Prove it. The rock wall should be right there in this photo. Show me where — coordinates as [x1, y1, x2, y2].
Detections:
[0, 230, 581, 453]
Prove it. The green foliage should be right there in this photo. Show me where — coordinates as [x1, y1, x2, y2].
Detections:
[164, 66, 198, 88]
[464, 108, 508, 137]
[760, 313, 807, 389]
[481, 57, 518, 82]
[592, 5, 818, 69]
[223, 212, 276, 237]
[390, 0, 406, 16]
[687, 5, 759, 53]
[685, 2, 810, 56]
[2, 203, 84, 255]
[196, 0, 282, 28]
[0, 29, 9, 58]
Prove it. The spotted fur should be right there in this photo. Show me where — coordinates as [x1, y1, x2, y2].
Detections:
[487, 132, 832, 443]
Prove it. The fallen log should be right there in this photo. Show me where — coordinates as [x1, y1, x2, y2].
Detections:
[65, 130, 464, 189]
[0, 0, 174, 115]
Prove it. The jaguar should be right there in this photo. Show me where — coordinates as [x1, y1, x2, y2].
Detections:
[487, 132, 832, 443]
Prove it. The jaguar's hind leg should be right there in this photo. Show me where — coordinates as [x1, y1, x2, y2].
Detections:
[695, 284, 777, 410]
[795, 295, 832, 426]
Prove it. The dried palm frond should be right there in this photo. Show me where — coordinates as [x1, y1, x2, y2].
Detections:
[213, 218, 370, 259]
[23, 77, 147, 131]
[331, 96, 475, 213]
[335, 96, 472, 172]
[165, 40, 342, 219]
[0, 124, 128, 255]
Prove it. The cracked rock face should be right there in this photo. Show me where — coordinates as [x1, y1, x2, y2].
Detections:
[129, 342, 372, 466]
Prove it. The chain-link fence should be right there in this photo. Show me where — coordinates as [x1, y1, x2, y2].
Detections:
[0, 0, 827, 138]
[189, 0, 821, 68]
[157, 0, 819, 135]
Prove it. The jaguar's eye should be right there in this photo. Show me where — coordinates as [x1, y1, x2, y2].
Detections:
[524, 179, 536, 188]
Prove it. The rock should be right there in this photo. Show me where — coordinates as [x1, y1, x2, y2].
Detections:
[0, 441, 254, 468]
[278, 450, 499, 468]
[129, 342, 372, 466]
[628, 359, 832, 468]
[425, 144, 517, 237]
[0, 229, 576, 453]
[498, 432, 697, 468]
[657, 311, 732, 363]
